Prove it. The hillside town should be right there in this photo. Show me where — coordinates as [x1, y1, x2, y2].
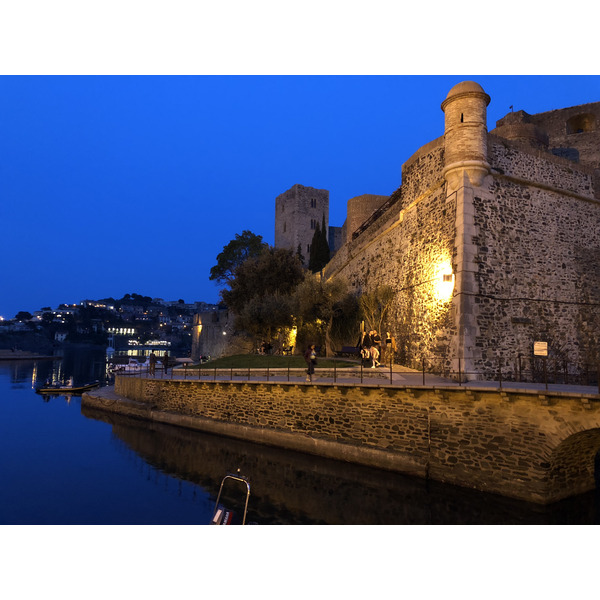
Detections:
[0, 294, 219, 354]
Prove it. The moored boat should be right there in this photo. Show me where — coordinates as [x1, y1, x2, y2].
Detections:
[36, 381, 100, 394]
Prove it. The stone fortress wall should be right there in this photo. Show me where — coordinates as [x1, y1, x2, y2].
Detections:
[321, 81, 600, 380]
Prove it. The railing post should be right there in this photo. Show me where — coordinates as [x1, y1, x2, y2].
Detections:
[360, 361, 363, 384]
[422, 358, 425, 386]
[389, 360, 392, 386]
[458, 357, 462, 386]
[334, 357, 337, 384]
[544, 357, 548, 391]
[518, 355, 522, 382]
[287, 356, 290, 382]
[498, 358, 502, 389]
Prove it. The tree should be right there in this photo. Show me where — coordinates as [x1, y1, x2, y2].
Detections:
[308, 222, 321, 272]
[308, 214, 330, 273]
[359, 285, 395, 334]
[294, 275, 354, 356]
[221, 247, 304, 315]
[41, 312, 54, 325]
[15, 311, 32, 321]
[210, 230, 268, 285]
[235, 292, 295, 342]
[296, 244, 305, 265]
[320, 213, 330, 265]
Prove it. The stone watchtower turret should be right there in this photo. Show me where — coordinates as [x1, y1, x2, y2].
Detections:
[441, 81, 491, 380]
[441, 80, 491, 191]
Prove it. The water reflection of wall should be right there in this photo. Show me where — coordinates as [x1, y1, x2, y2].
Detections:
[81, 406, 597, 525]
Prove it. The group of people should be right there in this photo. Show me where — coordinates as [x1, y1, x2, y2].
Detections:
[148, 350, 168, 376]
[302, 328, 398, 382]
[358, 329, 397, 369]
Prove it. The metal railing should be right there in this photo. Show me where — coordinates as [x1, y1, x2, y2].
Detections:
[114, 354, 600, 394]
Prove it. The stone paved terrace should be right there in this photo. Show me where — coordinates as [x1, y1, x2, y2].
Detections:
[140, 362, 600, 397]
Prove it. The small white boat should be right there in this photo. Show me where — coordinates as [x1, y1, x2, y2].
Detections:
[110, 358, 150, 373]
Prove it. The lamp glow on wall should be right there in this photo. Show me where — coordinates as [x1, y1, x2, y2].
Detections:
[433, 261, 455, 302]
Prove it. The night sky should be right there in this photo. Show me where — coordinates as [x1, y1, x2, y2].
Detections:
[2, 74, 599, 319]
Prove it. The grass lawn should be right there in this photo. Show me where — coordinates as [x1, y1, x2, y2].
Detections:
[191, 354, 357, 369]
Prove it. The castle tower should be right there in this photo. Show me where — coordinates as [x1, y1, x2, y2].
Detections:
[275, 184, 329, 265]
[441, 81, 491, 381]
[441, 80, 491, 190]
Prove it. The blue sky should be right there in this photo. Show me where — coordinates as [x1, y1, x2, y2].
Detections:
[1, 74, 600, 318]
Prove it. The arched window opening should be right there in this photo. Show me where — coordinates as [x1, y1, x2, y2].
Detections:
[566, 113, 596, 134]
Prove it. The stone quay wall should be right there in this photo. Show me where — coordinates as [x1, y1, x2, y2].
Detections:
[84, 375, 600, 504]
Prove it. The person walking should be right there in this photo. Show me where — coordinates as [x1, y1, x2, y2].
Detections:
[304, 344, 317, 383]
[148, 351, 157, 376]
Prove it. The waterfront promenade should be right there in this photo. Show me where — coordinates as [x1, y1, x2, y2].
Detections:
[85, 360, 600, 504]
[146, 361, 600, 397]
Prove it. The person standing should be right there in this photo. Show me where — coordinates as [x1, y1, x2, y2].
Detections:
[371, 330, 382, 367]
[358, 330, 372, 367]
[148, 351, 157, 376]
[304, 344, 317, 383]
[385, 332, 397, 367]
[369, 332, 380, 369]
[163, 351, 169, 375]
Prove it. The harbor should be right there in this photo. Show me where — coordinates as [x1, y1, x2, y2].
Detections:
[2, 347, 598, 524]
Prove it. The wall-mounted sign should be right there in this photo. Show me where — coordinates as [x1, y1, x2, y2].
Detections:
[534, 341, 548, 357]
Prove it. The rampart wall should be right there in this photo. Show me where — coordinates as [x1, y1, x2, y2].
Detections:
[83, 376, 600, 504]
[471, 138, 600, 375]
[324, 138, 455, 371]
[323, 124, 600, 379]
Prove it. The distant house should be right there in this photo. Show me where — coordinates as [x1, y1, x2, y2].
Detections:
[54, 331, 68, 342]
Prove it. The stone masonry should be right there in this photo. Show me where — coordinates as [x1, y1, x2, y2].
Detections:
[322, 81, 600, 381]
[83, 375, 600, 504]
